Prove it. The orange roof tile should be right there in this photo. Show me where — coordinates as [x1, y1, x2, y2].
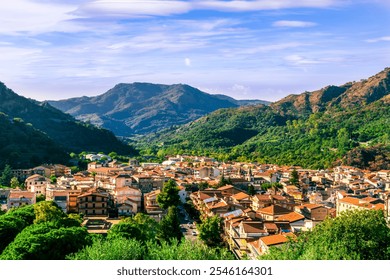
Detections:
[260, 234, 289, 246]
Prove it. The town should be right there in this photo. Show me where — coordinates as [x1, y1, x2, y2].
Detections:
[1, 153, 390, 260]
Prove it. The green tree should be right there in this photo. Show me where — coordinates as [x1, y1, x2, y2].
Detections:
[217, 174, 231, 187]
[146, 239, 234, 260]
[33, 201, 66, 224]
[0, 164, 12, 187]
[67, 236, 144, 260]
[50, 175, 57, 184]
[248, 184, 256, 195]
[36, 194, 46, 203]
[0, 222, 91, 260]
[156, 179, 180, 209]
[0, 205, 35, 253]
[198, 181, 210, 190]
[197, 215, 223, 247]
[157, 206, 182, 243]
[108, 222, 143, 241]
[10, 177, 19, 189]
[108, 213, 159, 243]
[108, 152, 118, 159]
[289, 168, 299, 186]
[260, 210, 390, 260]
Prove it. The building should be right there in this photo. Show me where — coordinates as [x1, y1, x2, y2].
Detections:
[25, 174, 50, 195]
[7, 190, 36, 209]
[77, 191, 110, 216]
[143, 189, 164, 215]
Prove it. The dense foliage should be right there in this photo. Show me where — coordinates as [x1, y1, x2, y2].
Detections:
[0, 113, 69, 169]
[0, 205, 35, 253]
[157, 206, 182, 243]
[197, 215, 224, 247]
[157, 179, 181, 209]
[0, 82, 135, 169]
[260, 210, 390, 260]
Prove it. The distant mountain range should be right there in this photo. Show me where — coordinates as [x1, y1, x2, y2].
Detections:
[140, 68, 390, 170]
[48, 83, 270, 136]
[0, 82, 134, 168]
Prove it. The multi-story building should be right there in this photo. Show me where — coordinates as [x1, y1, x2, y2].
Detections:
[77, 191, 110, 217]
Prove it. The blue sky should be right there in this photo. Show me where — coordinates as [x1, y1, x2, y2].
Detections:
[0, 0, 389, 101]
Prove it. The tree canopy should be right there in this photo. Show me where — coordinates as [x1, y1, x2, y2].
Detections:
[197, 215, 223, 247]
[260, 209, 390, 260]
[157, 179, 180, 209]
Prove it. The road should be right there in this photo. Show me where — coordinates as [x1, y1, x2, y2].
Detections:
[178, 205, 198, 241]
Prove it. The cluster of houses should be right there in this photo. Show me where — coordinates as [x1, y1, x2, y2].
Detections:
[1, 155, 389, 259]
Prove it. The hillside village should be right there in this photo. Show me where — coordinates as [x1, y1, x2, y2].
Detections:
[1, 154, 390, 260]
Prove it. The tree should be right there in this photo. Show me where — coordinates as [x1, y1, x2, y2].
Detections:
[33, 201, 66, 224]
[156, 179, 180, 209]
[67, 237, 144, 260]
[0, 205, 35, 253]
[217, 174, 231, 187]
[0, 222, 91, 260]
[108, 213, 159, 243]
[260, 210, 390, 260]
[197, 215, 223, 247]
[108, 222, 143, 241]
[157, 206, 182, 243]
[50, 175, 57, 184]
[289, 168, 299, 186]
[146, 239, 234, 260]
[198, 181, 210, 190]
[36, 194, 46, 203]
[10, 177, 19, 189]
[248, 184, 256, 195]
[108, 152, 118, 159]
[0, 164, 12, 187]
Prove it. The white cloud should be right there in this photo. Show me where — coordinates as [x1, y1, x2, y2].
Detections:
[77, 0, 192, 17]
[194, 0, 345, 12]
[273, 20, 317, 28]
[185, 58, 192, 66]
[74, 0, 347, 18]
[284, 54, 321, 65]
[0, 0, 78, 35]
[366, 36, 390, 43]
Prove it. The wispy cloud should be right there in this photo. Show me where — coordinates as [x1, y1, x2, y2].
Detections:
[366, 36, 390, 43]
[273, 20, 317, 28]
[0, 0, 79, 35]
[195, 0, 345, 12]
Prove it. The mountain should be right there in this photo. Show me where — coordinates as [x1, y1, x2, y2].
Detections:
[140, 68, 390, 170]
[0, 82, 134, 159]
[48, 83, 269, 136]
[0, 113, 69, 169]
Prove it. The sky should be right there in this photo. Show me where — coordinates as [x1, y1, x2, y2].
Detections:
[0, 0, 389, 102]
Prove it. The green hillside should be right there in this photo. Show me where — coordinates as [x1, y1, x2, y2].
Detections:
[0, 113, 68, 169]
[139, 68, 390, 170]
[0, 82, 135, 156]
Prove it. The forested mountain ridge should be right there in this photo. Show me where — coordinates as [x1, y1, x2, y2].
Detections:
[139, 68, 390, 170]
[0, 113, 69, 169]
[0, 82, 134, 164]
[48, 83, 269, 136]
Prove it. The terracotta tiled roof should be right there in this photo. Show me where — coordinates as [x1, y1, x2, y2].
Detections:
[258, 205, 291, 216]
[276, 212, 305, 223]
[260, 234, 289, 246]
[231, 192, 250, 200]
[242, 222, 265, 234]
